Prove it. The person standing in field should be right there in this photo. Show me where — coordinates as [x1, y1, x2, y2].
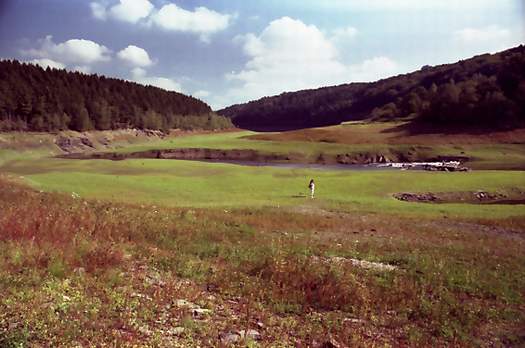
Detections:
[308, 179, 315, 199]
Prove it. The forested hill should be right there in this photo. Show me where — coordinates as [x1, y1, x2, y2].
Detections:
[219, 45, 525, 132]
[0, 60, 232, 132]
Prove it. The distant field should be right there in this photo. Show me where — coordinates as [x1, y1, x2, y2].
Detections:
[1, 126, 524, 218]
[248, 121, 525, 145]
[105, 124, 525, 170]
[1, 155, 524, 219]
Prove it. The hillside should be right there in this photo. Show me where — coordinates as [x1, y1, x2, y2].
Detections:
[0, 60, 232, 132]
[218, 45, 525, 132]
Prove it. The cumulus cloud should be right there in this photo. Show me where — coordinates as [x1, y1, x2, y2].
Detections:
[90, 2, 107, 20]
[90, 0, 153, 23]
[331, 26, 358, 42]
[348, 56, 399, 82]
[452, 25, 523, 55]
[29, 58, 65, 70]
[131, 67, 183, 92]
[91, 1, 231, 41]
[117, 45, 153, 67]
[23, 35, 111, 65]
[151, 4, 231, 41]
[221, 17, 399, 108]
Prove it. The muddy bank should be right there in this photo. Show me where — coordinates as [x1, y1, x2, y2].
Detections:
[61, 147, 472, 169]
[394, 190, 525, 205]
[60, 148, 297, 163]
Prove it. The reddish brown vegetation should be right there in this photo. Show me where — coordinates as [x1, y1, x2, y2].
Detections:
[1, 177, 524, 346]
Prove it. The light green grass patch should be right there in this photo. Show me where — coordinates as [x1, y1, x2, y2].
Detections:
[5, 156, 524, 218]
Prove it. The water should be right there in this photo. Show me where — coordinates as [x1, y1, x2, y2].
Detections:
[198, 159, 395, 171]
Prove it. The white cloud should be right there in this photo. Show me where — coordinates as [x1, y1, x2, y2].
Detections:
[73, 66, 92, 74]
[331, 26, 358, 43]
[348, 56, 399, 82]
[91, 0, 154, 23]
[91, 1, 231, 41]
[152, 4, 231, 41]
[452, 25, 523, 55]
[193, 90, 210, 98]
[221, 17, 400, 108]
[90, 2, 107, 20]
[130, 67, 183, 92]
[110, 0, 153, 23]
[29, 58, 65, 70]
[24, 35, 111, 65]
[117, 45, 153, 67]
[317, 0, 515, 11]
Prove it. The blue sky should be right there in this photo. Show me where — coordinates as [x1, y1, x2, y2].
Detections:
[0, 0, 523, 109]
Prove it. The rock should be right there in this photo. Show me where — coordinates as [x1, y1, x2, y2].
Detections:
[175, 299, 196, 309]
[220, 332, 241, 345]
[73, 267, 85, 276]
[80, 137, 94, 148]
[344, 318, 366, 324]
[311, 255, 397, 272]
[317, 337, 346, 348]
[475, 191, 488, 200]
[192, 308, 212, 318]
[349, 258, 398, 272]
[239, 329, 261, 341]
[145, 271, 166, 287]
[393, 192, 438, 203]
[168, 327, 185, 336]
[138, 325, 152, 336]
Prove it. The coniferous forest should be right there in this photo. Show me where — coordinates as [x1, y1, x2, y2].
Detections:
[219, 45, 525, 132]
[0, 60, 233, 132]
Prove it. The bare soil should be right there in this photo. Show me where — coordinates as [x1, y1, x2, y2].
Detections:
[394, 190, 525, 205]
[247, 122, 525, 145]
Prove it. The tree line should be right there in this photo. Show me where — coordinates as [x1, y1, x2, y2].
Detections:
[219, 45, 525, 132]
[0, 60, 233, 132]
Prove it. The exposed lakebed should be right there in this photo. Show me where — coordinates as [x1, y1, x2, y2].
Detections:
[58, 148, 469, 171]
[394, 190, 525, 205]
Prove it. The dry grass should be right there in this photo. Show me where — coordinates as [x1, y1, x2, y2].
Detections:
[1, 177, 524, 347]
[247, 122, 525, 145]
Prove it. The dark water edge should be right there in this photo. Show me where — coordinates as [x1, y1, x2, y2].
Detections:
[197, 159, 395, 171]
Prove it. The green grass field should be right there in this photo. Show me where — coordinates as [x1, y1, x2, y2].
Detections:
[1, 127, 524, 218]
[1, 128, 524, 346]
[2, 156, 525, 219]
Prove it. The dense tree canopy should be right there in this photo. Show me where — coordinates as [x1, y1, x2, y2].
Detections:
[0, 60, 233, 132]
[219, 45, 525, 132]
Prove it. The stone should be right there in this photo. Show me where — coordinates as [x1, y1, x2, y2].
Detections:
[220, 332, 241, 345]
[168, 327, 185, 336]
[239, 329, 261, 341]
[175, 299, 196, 309]
[192, 308, 212, 318]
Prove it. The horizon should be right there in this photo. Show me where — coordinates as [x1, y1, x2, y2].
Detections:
[0, 0, 524, 109]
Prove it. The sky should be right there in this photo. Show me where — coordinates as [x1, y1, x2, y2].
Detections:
[0, 0, 523, 110]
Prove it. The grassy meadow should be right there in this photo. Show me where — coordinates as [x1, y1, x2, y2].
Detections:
[1, 126, 524, 346]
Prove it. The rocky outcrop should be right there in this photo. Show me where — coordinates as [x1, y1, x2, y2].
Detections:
[335, 153, 390, 165]
[54, 129, 167, 153]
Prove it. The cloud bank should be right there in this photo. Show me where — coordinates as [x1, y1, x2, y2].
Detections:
[453, 25, 523, 56]
[90, 0, 232, 41]
[218, 17, 399, 108]
[22, 35, 111, 70]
